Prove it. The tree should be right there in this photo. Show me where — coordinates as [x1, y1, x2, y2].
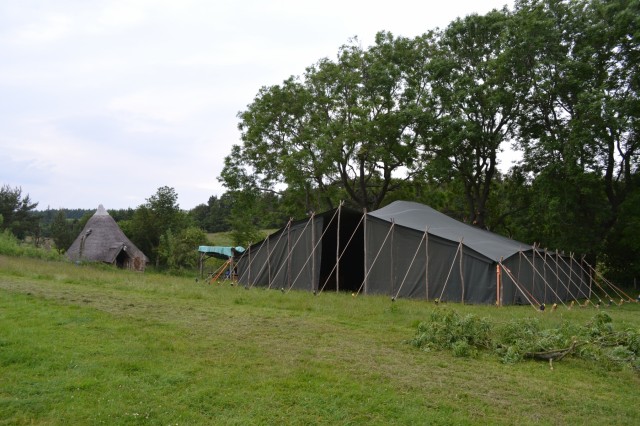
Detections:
[50, 210, 75, 254]
[513, 0, 640, 265]
[123, 186, 191, 267]
[426, 8, 529, 229]
[189, 194, 234, 233]
[0, 185, 39, 239]
[157, 226, 208, 271]
[221, 32, 437, 212]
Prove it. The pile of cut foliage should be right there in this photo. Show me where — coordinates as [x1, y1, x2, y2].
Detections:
[408, 309, 640, 372]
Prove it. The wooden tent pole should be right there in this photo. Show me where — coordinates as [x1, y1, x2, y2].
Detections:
[555, 249, 560, 298]
[269, 218, 312, 290]
[288, 209, 340, 293]
[585, 255, 593, 300]
[336, 202, 342, 293]
[500, 261, 540, 311]
[438, 240, 462, 302]
[319, 211, 365, 294]
[523, 247, 570, 308]
[393, 228, 427, 301]
[425, 227, 430, 300]
[363, 209, 368, 295]
[496, 257, 503, 307]
[550, 250, 592, 303]
[569, 252, 574, 300]
[531, 243, 537, 301]
[357, 220, 395, 297]
[543, 249, 548, 303]
[390, 218, 395, 296]
[459, 238, 464, 304]
[287, 217, 292, 290]
[235, 234, 268, 287]
[312, 212, 316, 293]
[248, 219, 291, 290]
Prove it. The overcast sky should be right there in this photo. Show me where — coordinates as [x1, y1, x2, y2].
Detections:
[1, 0, 513, 210]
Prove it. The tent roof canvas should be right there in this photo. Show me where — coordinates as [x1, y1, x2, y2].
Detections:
[67, 205, 148, 269]
[368, 201, 531, 261]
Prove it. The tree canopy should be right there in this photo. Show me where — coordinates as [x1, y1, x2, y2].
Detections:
[220, 0, 639, 283]
[0, 185, 39, 240]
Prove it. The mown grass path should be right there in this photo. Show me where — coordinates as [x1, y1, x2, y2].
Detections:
[1, 256, 639, 425]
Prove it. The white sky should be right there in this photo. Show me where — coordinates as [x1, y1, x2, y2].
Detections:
[0, 0, 513, 210]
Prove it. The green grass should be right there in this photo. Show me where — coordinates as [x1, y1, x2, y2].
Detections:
[1, 255, 639, 425]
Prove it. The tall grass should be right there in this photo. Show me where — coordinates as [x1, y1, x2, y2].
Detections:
[0, 230, 63, 261]
[1, 255, 639, 425]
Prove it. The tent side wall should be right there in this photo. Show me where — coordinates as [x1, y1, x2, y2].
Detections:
[236, 201, 593, 306]
[501, 252, 591, 305]
[237, 217, 324, 291]
[364, 217, 496, 304]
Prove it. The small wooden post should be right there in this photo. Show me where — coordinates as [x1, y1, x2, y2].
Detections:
[363, 209, 368, 295]
[199, 251, 204, 278]
[459, 239, 464, 304]
[425, 227, 429, 300]
[311, 212, 316, 293]
[336, 202, 342, 293]
[390, 218, 395, 296]
[287, 219, 292, 290]
[496, 263, 501, 307]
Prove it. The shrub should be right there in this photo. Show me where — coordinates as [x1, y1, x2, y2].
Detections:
[0, 229, 64, 261]
[408, 309, 491, 356]
[409, 309, 640, 371]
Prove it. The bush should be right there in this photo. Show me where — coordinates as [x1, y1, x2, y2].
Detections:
[409, 309, 640, 371]
[0, 229, 64, 261]
[408, 309, 491, 356]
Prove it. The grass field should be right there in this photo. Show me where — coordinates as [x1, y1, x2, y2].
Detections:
[1, 255, 639, 425]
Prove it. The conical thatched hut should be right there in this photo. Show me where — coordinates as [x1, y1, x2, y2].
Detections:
[67, 205, 148, 271]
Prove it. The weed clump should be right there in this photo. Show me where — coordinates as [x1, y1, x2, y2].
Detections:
[408, 309, 491, 358]
[408, 309, 640, 372]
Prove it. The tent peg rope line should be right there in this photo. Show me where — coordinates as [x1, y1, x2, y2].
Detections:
[437, 239, 463, 303]
[393, 229, 428, 300]
[319, 212, 365, 295]
[356, 220, 396, 297]
[238, 218, 292, 289]
[518, 250, 569, 309]
[499, 262, 540, 311]
[271, 216, 314, 290]
[236, 236, 267, 287]
[535, 247, 592, 305]
[286, 208, 342, 294]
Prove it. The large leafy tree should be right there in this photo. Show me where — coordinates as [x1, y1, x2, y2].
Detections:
[189, 195, 234, 233]
[123, 186, 193, 267]
[426, 8, 529, 229]
[0, 185, 39, 239]
[221, 32, 437, 211]
[513, 0, 639, 262]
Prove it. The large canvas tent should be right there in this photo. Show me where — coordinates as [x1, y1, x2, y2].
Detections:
[236, 201, 605, 306]
[67, 205, 148, 272]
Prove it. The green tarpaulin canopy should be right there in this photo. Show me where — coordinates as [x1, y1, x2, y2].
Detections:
[198, 246, 245, 260]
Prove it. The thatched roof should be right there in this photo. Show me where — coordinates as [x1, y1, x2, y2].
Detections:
[67, 205, 148, 271]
